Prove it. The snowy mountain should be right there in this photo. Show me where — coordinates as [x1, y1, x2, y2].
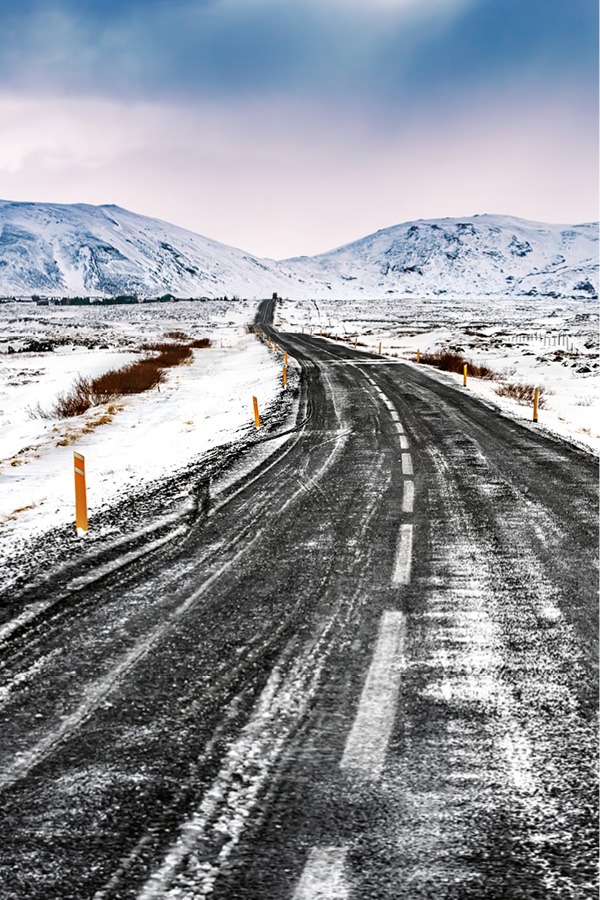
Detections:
[279, 215, 599, 300]
[0, 201, 597, 300]
[0, 201, 285, 299]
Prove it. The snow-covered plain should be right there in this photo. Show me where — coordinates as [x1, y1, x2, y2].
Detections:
[276, 295, 600, 453]
[0, 300, 287, 558]
[1, 287, 597, 573]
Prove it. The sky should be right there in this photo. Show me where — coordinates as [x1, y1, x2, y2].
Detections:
[0, 0, 597, 258]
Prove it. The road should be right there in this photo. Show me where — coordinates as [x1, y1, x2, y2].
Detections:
[0, 297, 597, 899]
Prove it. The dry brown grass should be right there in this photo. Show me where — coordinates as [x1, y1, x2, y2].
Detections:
[0, 501, 38, 525]
[90, 411, 116, 427]
[11, 503, 36, 515]
[60, 405, 121, 441]
[420, 350, 495, 380]
[55, 430, 80, 445]
[495, 382, 545, 407]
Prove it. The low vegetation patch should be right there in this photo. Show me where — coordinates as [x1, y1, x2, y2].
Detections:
[419, 350, 545, 408]
[47, 339, 211, 419]
[0, 502, 38, 526]
[419, 350, 495, 380]
[495, 382, 545, 407]
[164, 330, 189, 340]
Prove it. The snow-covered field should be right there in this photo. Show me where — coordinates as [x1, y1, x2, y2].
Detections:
[276, 295, 600, 452]
[0, 300, 287, 557]
[1, 292, 597, 571]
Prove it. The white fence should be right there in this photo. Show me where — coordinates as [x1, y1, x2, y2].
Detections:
[513, 333, 576, 352]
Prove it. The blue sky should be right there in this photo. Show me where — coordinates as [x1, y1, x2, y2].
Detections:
[0, 0, 597, 256]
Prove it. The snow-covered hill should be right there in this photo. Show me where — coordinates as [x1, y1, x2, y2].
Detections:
[0, 201, 597, 300]
[279, 215, 599, 300]
[0, 201, 285, 299]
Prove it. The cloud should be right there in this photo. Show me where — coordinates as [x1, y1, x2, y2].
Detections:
[0, 0, 484, 104]
[0, 0, 594, 155]
[0, 0, 595, 137]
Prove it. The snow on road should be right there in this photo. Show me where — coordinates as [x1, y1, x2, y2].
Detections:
[276, 296, 600, 452]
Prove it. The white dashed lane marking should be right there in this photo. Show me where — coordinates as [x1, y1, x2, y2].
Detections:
[399, 434, 409, 450]
[402, 480, 415, 514]
[392, 523, 413, 585]
[293, 846, 349, 899]
[401, 452, 413, 476]
[340, 611, 406, 777]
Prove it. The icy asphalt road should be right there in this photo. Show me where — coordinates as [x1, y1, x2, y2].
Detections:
[0, 298, 597, 899]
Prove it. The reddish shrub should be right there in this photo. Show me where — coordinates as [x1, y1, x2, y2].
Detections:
[53, 377, 95, 417]
[420, 350, 495, 380]
[164, 330, 188, 340]
[90, 361, 165, 397]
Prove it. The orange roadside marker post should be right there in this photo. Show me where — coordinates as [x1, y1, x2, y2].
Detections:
[283, 366, 288, 388]
[274, 341, 278, 353]
[378, 341, 382, 355]
[253, 396, 261, 428]
[416, 349, 420, 363]
[73, 451, 88, 534]
[268, 336, 272, 348]
[463, 364, 468, 387]
[354, 337, 358, 348]
[533, 387, 540, 422]
[284, 350, 288, 366]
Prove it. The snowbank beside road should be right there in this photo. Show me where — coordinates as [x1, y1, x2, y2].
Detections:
[0, 347, 138, 461]
[0, 313, 285, 553]
[276, 297, 599, 454]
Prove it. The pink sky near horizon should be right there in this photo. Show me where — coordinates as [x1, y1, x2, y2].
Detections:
[0, 92, 597, 259]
